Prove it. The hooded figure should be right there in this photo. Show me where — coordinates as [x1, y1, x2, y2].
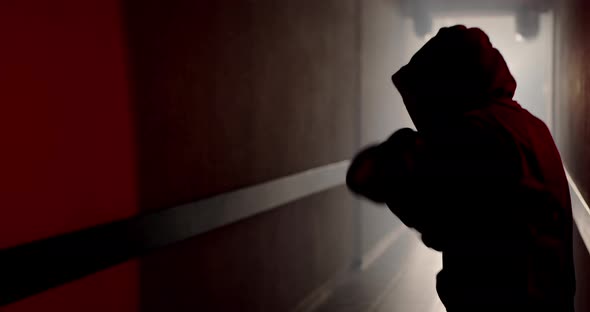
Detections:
[347, 25, 575, 312]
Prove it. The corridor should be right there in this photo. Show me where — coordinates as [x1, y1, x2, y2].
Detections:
[2, 0, 590, 311]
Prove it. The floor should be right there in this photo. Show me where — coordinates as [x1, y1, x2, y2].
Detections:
[313, 228, 446, 312]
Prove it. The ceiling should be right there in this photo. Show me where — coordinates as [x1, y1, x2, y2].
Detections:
[397, 0, 553, 38]
[398, 0, 553, 17]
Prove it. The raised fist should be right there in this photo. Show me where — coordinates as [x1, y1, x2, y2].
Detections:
[346, 128, 421, 203]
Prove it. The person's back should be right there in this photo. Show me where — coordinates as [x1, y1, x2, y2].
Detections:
[431, 100, 575, 312]
[346, 25, 575, 311]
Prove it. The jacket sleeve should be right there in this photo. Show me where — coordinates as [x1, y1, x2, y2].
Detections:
[385, 116, 521, 251]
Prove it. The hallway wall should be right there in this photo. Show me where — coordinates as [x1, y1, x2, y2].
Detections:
[358, 0, 414, 260]
[0, 0, 359, 310]
[554, 0, 590, 195]
[1, 0, 422, 311]
[123, 0, 359, 212]
[0, 1, 139, 311]
[553, 0, 590, 310]
[124, 0, 419, 309]
[124, 0, 360, 311]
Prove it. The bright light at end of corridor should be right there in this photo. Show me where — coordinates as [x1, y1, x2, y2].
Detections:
[515, 33, 525, 42]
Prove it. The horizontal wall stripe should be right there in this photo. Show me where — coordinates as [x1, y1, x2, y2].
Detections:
[0, 161, 350, 306]
[566, 170, 590, 251]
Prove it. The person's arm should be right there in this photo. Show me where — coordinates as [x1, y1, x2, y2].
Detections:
[346, 128, 419, 204]
[385, 117, 521, 251]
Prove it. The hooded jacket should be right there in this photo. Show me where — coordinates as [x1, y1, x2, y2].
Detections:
[383, 25, 574, 311]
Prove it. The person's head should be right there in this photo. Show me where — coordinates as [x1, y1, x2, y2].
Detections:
[392, 25, 517, 135]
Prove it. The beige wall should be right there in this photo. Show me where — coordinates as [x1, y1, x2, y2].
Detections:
[358, 0, 415, 257]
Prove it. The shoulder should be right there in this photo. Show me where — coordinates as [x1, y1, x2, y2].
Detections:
[453, 109, 518, 150]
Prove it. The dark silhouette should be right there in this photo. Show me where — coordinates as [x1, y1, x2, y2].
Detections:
[347, 25, 575, 312]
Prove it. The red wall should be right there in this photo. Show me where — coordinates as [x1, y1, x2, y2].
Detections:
[0, 1, 138, 311]
[0, 0, 361, 310]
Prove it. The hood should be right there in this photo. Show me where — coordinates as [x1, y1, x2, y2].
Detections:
[392, 25, 517, 132]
